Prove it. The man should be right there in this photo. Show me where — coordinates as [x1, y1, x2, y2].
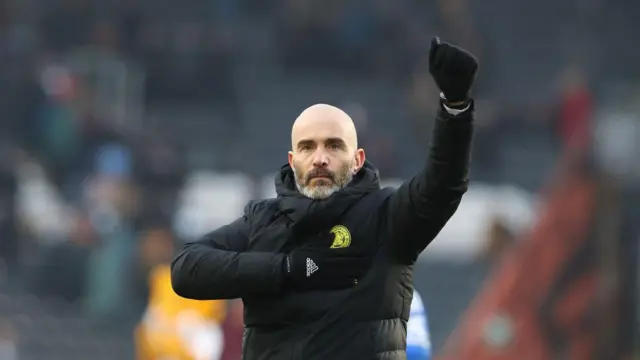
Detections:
[171, 37, 477, 360]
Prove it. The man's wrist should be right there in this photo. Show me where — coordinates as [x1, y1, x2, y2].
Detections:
[442, 101, 471, 116]
[445, 100, 467, 107]
[439, 92, 471, 115]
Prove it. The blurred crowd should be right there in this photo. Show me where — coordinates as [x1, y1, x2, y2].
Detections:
[0, 0, 639, 359]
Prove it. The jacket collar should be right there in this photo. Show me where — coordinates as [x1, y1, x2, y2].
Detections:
[273, 161, 381, 235]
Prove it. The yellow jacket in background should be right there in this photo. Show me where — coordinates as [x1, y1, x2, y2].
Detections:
[135, 264, 226, 360]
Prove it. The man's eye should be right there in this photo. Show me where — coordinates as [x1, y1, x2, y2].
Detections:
[300, 145, 312, 151]
[328, 143, 341, 150]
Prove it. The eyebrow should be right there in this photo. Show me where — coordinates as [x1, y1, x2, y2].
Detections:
[296, 139, 315, 149]
[325, 137, 347, 147]
[296, 137, 347, 149]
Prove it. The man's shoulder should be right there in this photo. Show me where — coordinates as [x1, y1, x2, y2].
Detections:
[376, 186, 397, 200]
[340, 187, 396, 229]
[354, 187, 396, 212]
[243, 198, 280, 216]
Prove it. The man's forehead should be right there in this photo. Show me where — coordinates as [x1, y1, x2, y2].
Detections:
[291, 104, 357, 147]
[293, 119, 348, 140]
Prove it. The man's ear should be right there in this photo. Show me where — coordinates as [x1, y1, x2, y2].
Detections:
[354, 148, 366, 172]
[288, 151, 294, 168]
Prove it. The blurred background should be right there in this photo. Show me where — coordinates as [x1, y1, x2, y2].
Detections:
[0, 0, 638, 359]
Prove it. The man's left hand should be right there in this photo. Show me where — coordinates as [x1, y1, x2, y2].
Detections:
[428, 37, 479, 104]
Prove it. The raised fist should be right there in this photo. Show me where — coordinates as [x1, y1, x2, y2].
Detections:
[429, 37, 479, 103]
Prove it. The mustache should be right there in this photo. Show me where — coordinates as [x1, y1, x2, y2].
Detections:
[305, 168, 335, 182]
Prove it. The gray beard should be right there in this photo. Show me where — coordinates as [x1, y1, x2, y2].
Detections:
[293, 168, 354, 200]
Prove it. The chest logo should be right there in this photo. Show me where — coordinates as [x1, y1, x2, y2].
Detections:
[329, 225, 351, 249]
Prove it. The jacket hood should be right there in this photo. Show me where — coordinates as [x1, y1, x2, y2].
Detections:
[273, 161, 381, 234]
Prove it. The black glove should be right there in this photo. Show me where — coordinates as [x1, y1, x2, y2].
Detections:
[428, 37, 479, 103]
[281, 247, 369, 292]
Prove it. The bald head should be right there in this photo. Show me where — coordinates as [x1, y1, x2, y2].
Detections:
[287, 103, 366, 199]
[291, 104, 358, 151]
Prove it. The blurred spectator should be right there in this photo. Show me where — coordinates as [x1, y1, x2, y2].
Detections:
[27, 212, 94, 302]
[480, 216, 516, 264]
[131, 226, 176, 310]
[33, 64, 135, 203]
[555, 64, 593, 150]
[135, 136, 186, 227]
[135, 230, 226, 360]
[82, 150, 140, 317]
[220, 300, 244, 360]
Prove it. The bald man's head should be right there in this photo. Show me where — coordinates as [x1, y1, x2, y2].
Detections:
[288, 103, 366, 199]
[291, 104, 358, 150]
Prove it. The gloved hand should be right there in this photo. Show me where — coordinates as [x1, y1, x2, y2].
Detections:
[282, 247, 369, 292]
[428, 37, 479, 103]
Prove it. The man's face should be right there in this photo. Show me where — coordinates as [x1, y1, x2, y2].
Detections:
[288, 110, 364, 199]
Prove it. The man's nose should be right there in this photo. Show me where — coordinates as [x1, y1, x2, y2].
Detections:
[312, 150, 329, 167]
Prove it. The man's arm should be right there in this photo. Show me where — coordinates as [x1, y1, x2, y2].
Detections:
[387, 104, 473, 263]
[386, 38, 477, 263]
[171, 215, 285, 300]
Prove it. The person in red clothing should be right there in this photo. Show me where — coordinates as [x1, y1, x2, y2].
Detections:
[557, 65, 592, 150]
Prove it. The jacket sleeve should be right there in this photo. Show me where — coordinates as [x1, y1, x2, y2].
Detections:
[386, 102, 473, 263]
[171, 215, 285, 300]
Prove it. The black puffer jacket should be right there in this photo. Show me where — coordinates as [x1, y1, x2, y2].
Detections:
[171, 103, 474, 360]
